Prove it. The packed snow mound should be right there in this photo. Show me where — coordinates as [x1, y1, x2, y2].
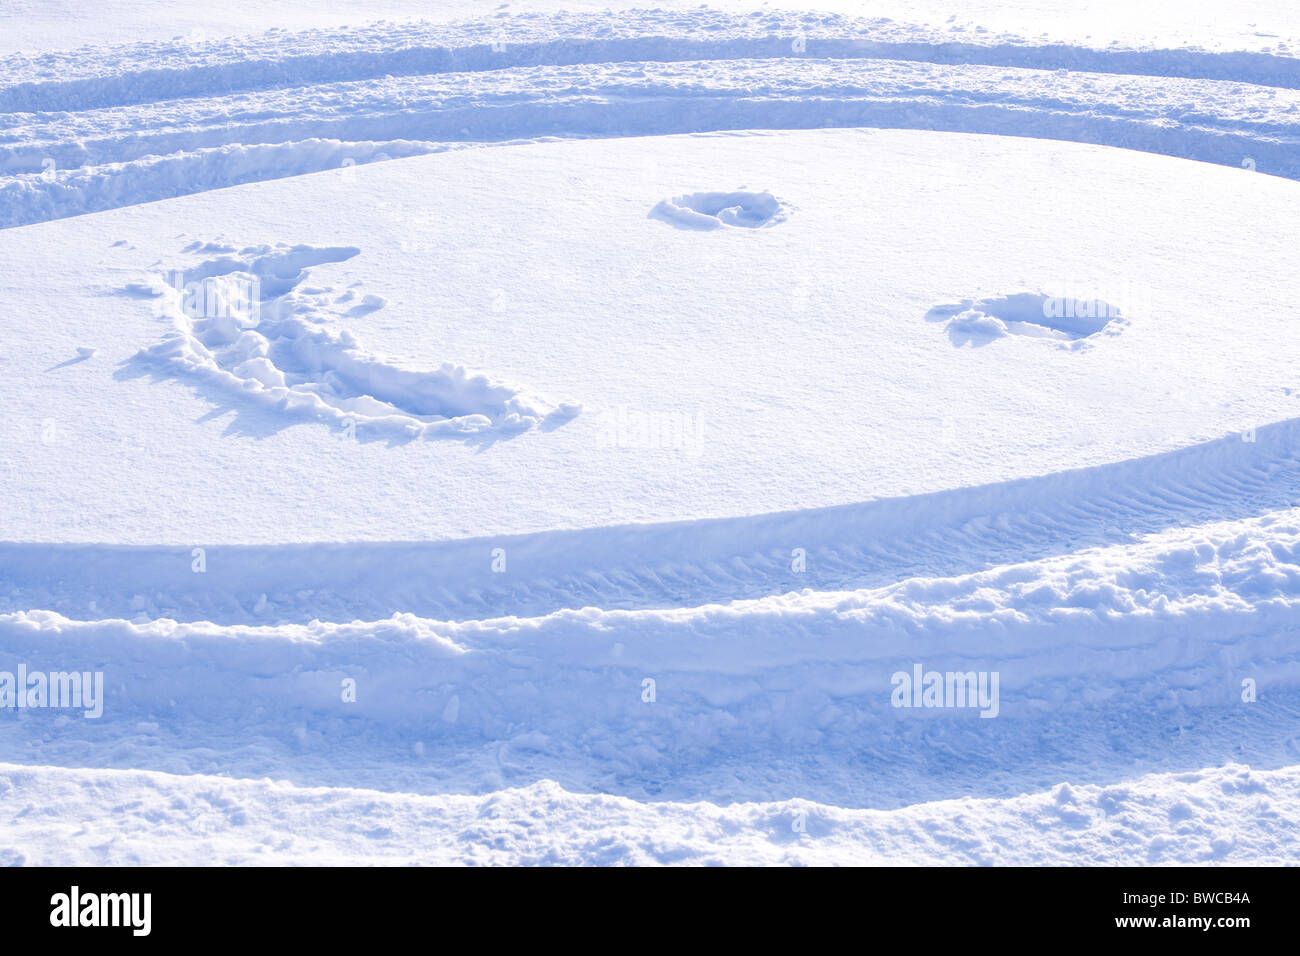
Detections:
[126, 241, 580, 439]
[650, 190, 790, 230]
[928, 292, 1126, 346]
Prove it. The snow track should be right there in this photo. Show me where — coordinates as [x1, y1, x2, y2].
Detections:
[7, 9, 1298, 110]
[4, 415, 1297, 625]
[5, 504, 1300, 811]
[2, 10, 1298, 227]
[5, 414, 1300, 821]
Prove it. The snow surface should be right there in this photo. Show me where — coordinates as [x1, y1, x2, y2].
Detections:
[1, 1, 1299, 865]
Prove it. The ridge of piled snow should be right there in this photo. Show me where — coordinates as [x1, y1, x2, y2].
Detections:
[3, 761, 1295, 866]
[4, 1, 1299, 58]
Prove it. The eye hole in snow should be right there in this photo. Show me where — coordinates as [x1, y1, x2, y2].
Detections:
[926, 292, 1125, 347]
[650, 190, 790, 229]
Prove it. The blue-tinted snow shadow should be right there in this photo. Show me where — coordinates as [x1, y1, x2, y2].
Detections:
[44, 353, 95, 371]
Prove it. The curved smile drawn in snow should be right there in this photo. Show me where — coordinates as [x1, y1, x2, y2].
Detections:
[650, 190, 790, 230]
[127, 242, 580, 439]
[926, 291, 1126, 347]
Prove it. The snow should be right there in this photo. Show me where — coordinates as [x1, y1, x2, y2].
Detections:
[4, 507, 1300, 808]
[2, 1, 1299, 866]
[3, 2, 1298, 58]
[5, 762, 1297, 865]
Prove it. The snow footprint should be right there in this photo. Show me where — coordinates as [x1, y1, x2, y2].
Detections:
[650, 190, 790, 230]
[927, 292, 1126, 347]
